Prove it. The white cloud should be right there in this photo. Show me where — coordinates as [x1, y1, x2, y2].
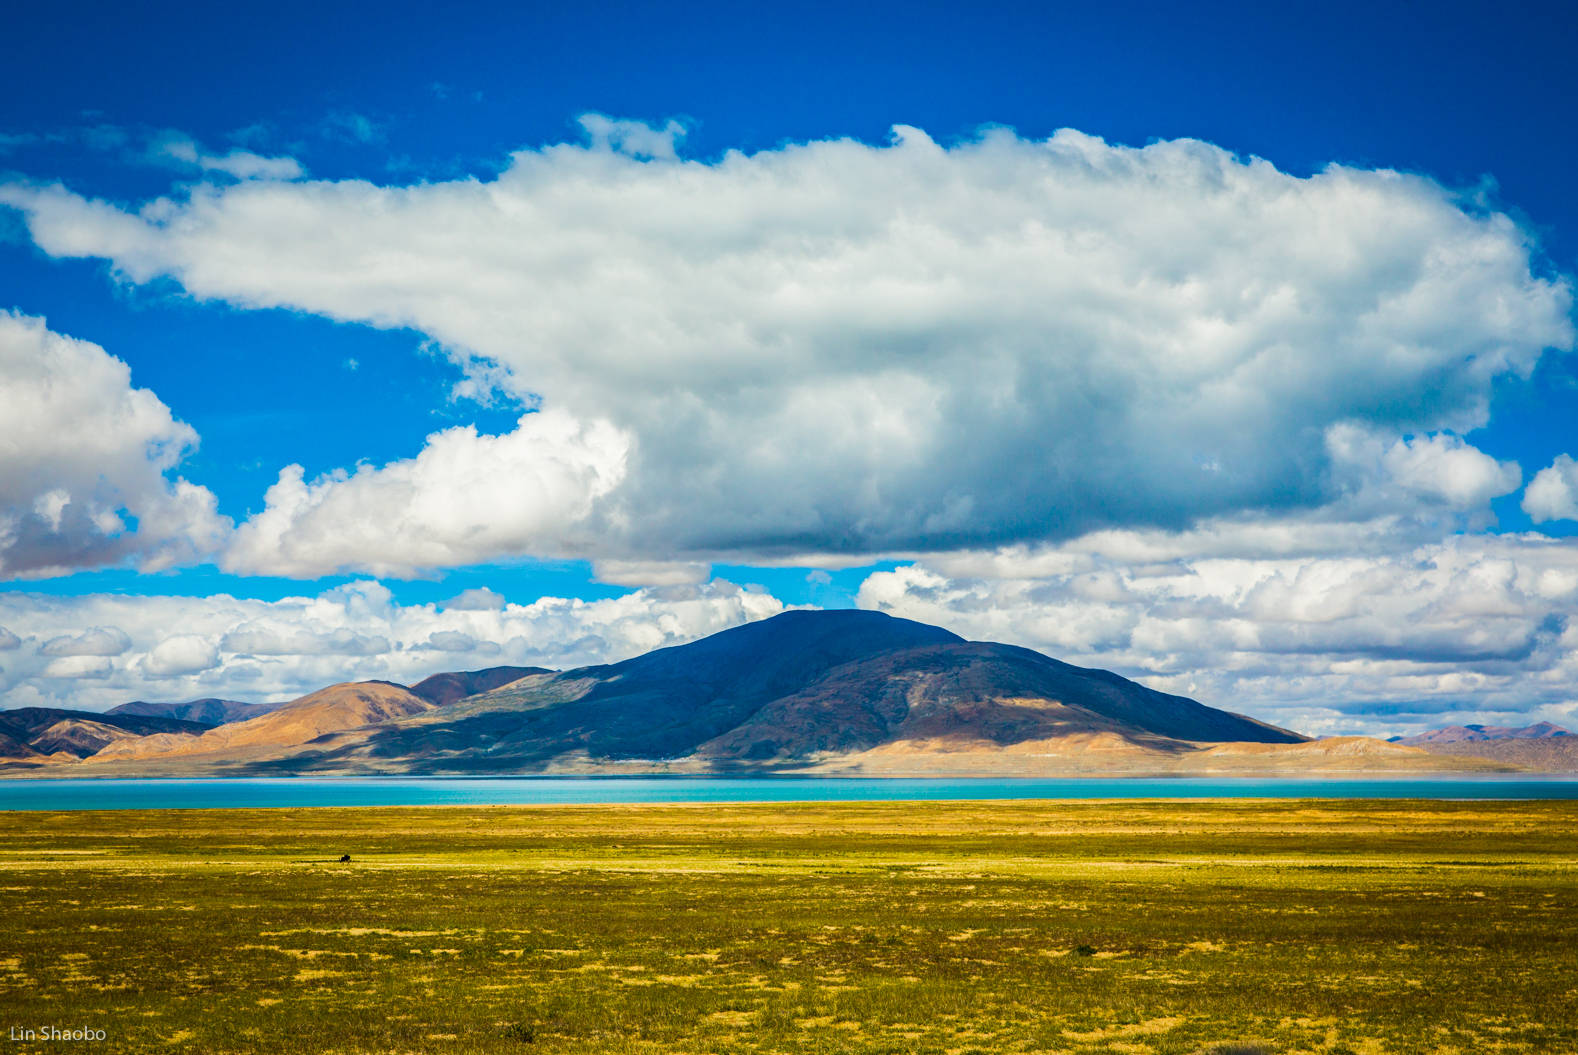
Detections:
[142, 634, 220, 677]
[858, 530, 1578, 737]
[592, 560, 711, 586]
[220, 624, 392, 657]
[1523, 454, 1578, 522]
[1, 123, 1569, 576]
[0, 578, 787, 710]
[221, 409, 629, 578]
[41, 655, 113, 680]
[0, 313, 228, 579]
[443, 587, 506, 611]
[152, 132, 303, 181]
[415, 630, 498, 654]
[321, 111, 385, 146]
[577, 114, 687, 159]
[0, 626, 19, 650]
[1325, 426, 1523, 510]
[38, 626, 131, 657]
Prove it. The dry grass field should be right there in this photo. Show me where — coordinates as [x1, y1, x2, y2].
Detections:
[0, 800, 1574, 1054]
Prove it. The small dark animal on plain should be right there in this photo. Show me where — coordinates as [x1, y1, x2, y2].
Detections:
[339, 854, 351, 863]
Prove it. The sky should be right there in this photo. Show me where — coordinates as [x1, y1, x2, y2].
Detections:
[2, 0, 1577, 736]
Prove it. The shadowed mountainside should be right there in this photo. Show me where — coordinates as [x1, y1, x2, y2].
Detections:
[693, 639, 1300, 763]
[0, 709, 213, 759]
[107, 698, 274, 726]
[408, 667, 550, 707]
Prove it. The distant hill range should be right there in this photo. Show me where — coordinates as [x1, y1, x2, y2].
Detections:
[0, 708, 213, 761]
[108, 698, 275, 725]
[1393, 722, 1577, 771]
[0, 610, 1539, 777]
[1391, 722, 1572, 745]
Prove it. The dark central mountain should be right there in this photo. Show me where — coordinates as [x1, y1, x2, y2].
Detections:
[279, 610, 1303, 774]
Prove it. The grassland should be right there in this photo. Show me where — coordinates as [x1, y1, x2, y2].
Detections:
[0, 800, 1574, 1054]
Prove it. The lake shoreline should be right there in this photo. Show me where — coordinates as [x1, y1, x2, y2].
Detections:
[4, 774, 1578, 810]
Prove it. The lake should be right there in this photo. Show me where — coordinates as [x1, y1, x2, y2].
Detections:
[2, 775, 1578, 810]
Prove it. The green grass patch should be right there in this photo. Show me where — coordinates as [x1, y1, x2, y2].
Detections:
[0, 799, 1574, 1053]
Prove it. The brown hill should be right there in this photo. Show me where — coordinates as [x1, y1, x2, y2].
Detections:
[1394, 722, 1572, 745]
[408, 667, 549, 707]
[28, 719, 148, 757]
[1414, 737, 1578, 773]
[799, 732, 1500, 776]
[84, 681, 436, 765]
[0, 708, 212, 760]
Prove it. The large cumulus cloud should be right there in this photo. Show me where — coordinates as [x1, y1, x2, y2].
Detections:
[223, 409, 629, 577]
[2, 121, 1570, 577]
[0, 312, 228, 578]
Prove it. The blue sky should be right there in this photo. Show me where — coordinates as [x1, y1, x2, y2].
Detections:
[2, 0, 1577, 733]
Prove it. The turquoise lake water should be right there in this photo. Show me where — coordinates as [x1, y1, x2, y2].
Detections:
[2, 776, 1577, 810]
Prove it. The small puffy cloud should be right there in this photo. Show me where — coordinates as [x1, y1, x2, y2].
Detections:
[0, 578, 787, 710]
[152, 132, 303, 180]
[222, 410, 629, 578]
[1376, 432, 1521, 508]
[143, 634, 220, 676]
[2, 123, 1569, 575]
[321, 111, 385, 145]
[443, 588, 506, 611]
[1323, 425, 1522, 521]
[0, 313, 228, 578]
[42, 655, 113, 679]
[1523, 454, 1578, 523]
[0, 626, 19, 650]
[577, 114, 687, 159]
[38, 626, 131, 657]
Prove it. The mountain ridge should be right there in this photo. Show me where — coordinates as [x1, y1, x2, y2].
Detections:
[1392, 722, 1572, 746]
[107, 698, 275, 726]
[0, 614, 1528, 776]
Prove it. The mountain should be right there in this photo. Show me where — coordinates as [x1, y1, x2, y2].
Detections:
[1392, 722, 1572, 745]
[7, 611, 1518, 777]
[0, 708, 213, 760]
[1401, 723, 1578, 773]
[88, 681, 439, 765]
[408, 667, 549, 707]
[280, 610, 986, 770]
[107, 698, 274, 726]
[123, 610, 1361, 776]
[692, 639, 1301, 763]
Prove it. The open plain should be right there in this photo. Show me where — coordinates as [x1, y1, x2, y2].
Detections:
[0, 800, 1574, 1054]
